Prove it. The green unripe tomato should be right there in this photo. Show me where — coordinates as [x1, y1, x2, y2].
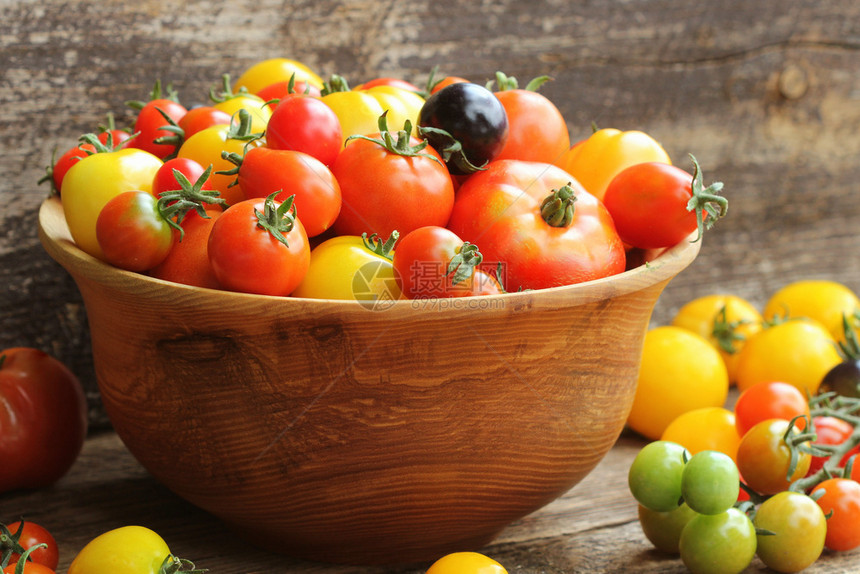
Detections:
[681, 450, 739, 515]
[628, 440, 690, 512]
[638, 502, 697, 554]
[679, 508, 757, 574]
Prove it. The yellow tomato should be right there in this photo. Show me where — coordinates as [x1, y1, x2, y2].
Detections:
[734, 318, 842, 395]
[321, 90, 386, 147]
[213, 93, 272, 134]
[627, 326, 729, 441]
[68, 526, 171, 574]
[233, 57, 324, 94]
[660, 407, 741, 462]
[671, 294, 763, 384]
[362, 85, 425, 135]
[425, 551, 508, 574]
[763, 279, 859, 341]
[556, 128, 671, 202]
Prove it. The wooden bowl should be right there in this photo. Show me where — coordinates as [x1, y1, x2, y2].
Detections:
[38, 196, 700, 565]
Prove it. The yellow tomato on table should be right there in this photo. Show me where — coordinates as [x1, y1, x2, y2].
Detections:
[425, 551, 507, 574]
[68, 526, 173, 574]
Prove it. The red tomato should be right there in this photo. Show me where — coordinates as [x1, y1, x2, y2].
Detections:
[151, 158, 213, 198]
[257, 79, 322, 108]
[176, 106, 231, 140]
[392, 226, 502, 299]
[225, 146, 341, 238]
[733, 380, 810, 437]
[130, 98, 188, 159]
[603, 158, 727, 249]
[429, 75, 469, 94]
[265, 94, 343, 167]
[806, 416, 860, 476]
[95, 191, 174, 272]
[356, 77, 423, 93]
[812, 477, 860, 551]
[207, 193, 310, 295]
[3, 561, 55, 574]
[150, 209, 221, 289]
[331, 125, 454, 239]
[0, 348, 87, 493]
[446, 159, 626, 291]
[3, 521, 59, 571]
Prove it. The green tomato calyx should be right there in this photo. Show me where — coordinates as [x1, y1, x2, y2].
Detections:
[157, 164, 225, 240]
[540, 184, 578, 228]
[447, 242, 483, 286]
[160, 553, 208, 574]
[361, 231, 400, 261]
[487, 71, 551, 93]
[348, 112, 442, 165]
[255, 191, 298, 247]
[686, 154, 728, 243]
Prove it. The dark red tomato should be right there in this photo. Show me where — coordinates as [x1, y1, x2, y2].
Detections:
[446, 160, 627, 291]
[807, 416, 860, 476]
[177, 106, 231, 140]
[150, 209, 221, 289]
[227, 146, 341, 238]
[207, 193, 310, 295]
[603, 158, 727, 249]
[130, 98, 188, 159]
[3, 521, 59, 571]
[95, 191, 174, 272]
[356, 77, 423, 93]
[812, 478, 860, 551]
[734, 380, 810, 437]
[392, 226, 501, 299]
[0, 348, 87, 494]
[331, 128, 454, 239]
[151, 157, 213, 198]
[257, 79, 322, 108]
[492, 80, 570, 164]
[265, 95, 343, 167]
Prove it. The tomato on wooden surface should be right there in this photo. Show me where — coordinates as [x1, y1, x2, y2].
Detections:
[660, 407, 740, 462]
[678, 508, 757, 574]
[555, 127, 671, 202]
[61, 135, 163, 260]
[0, 348, 87, 494]
[207, 192, 310, 296]
[446, 160, 626, 292]
[736, 418, 811, 495]
[626, 326, 729, 441]
[733, 380, 810, 437]
[425, 551, 507, 574]
[95, 191, 174, 272]
[67, 525, 202, 574]
[265, 93, 342, 166]
[1, 521, 59, 571]
[628, 440, 690, 512]
[753, 491, 826, 573]
[331, 117, 454, 239]
[233, 57, 324, 95]
[763, 279, 860, 342]
[812, 477, 860, 551]
[638, 502, 697, 554]
[602, 156, 727, 249]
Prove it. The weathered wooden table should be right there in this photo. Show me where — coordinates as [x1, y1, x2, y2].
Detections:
[3, 429, 858, 573]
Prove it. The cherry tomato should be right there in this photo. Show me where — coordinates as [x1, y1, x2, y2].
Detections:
[3, 557, 55, 574]
[671, 294, 763, 384]
[151, 158, 213, 198]
[257, 79, 322, 109]
[233, 57, 324, 95]
[638, 502, 697, 554]
[734, 318, 842, 395]
[660, 407, 740, 462]
[0, 348, 87, 493]
[176, 106, 231, 141]
[320, 86, 386, 147]
[2, 521, 59, 571]
[555, 127, 671, 202]
[812, 477, 860, 551]
[265, 94, 342, 166]
[425, 551, 507, 574]
[68, 526, 175, 574]
[753, 491, 826, 573]
[428, 74, 469, 95]
[733, 380, 810, 437]
[150, 209, 221, 289]
[627, 326, 729, 441]
[331, 120, 454, 239]
[678, 508, 756, 574]
[207, 193, 310, 296]
[355, 77, 423, 93]
[418, 82, 509, 175]
[96, 191, 173, 272]
[681, 450, 739, 515]
[603, 157, 727, 249]
[764, 279, 859, 342]
[447, 160, 626, 292]
[128, 86, 188, 159]
[736, 418, 811, 495]
[806, 416, 859, 476]
[628, 440, 690, 512]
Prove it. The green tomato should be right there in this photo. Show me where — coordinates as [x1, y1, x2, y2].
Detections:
[681, 450, 739, 515]
[628, 440, 690, 512]
[755, 491, 826, 572]
[637, 502, 697, 554]
[679, 508, 757, 574]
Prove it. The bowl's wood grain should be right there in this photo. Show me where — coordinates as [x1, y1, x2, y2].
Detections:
[38, 196, 700, 564]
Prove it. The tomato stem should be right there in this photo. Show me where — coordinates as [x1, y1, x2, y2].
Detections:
[347, 112, 442, 165]
[361, 231, 399, 260]
[686, 154, 728, 243]
[254, 191, 297, 247]
[540, 184, 578, 227]
[711, 305, 754, 355]
[487, 71, 551, 92]
[159, 553, 208, 574]
[156, 164, 225, 240]
[446, 242, 483, 286]
[0, 523, 29, 569]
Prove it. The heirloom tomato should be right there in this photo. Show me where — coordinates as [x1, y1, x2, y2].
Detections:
[489, 72, 570, 164]
[446, 160, 626, 292]
[0, 348, 87, 494]
[812, 478, 860, 551]
[754, 491, 826, 573]
[733, 381, 809, 437]
[60, 136, 162, 260]
[331, 116, 454, 239]
[265, 93, 342, 166]
[233, 57, 324, 95]
[207, 192, 310, 296]
[95, 191, 173, 272]
[425, 551, 507, 574]
[392, 226, 501, 299]
[626, 326, 728, 441]
[734, 318, 841, 395]
[671, 294, 762, 383]
[2, 521, 59, 571]
[292, 232, 402, 304]
[763, 279, 860, 341]
[222, 146, 341, 237]
[736, 418, 811, 495]
[555, 127, 671, 202]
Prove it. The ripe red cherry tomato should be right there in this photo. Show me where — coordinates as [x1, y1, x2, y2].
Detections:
[176, 106, 231, 141]
[150, 208, 221, 289]
[733, 380, 810, 437]
[812, 477, 860, 551]
[265, 94, 342, 167]
[2, 521, 59, 571]
[130, 97, 188, 159]
[95, 191, 174, 272]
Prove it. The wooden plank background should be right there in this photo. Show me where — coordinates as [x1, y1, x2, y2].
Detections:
[2, 0, 860, 423]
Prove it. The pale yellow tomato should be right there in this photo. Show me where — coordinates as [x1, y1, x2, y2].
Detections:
[233, 57, 324, 94]
[627, 326, 729, 441]
[763, 279, 859, 342]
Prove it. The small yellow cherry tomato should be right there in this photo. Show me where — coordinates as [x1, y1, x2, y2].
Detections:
[233, 57, 324, 94]
[660, 406, 741, 462]
[627, 326, 729, 441]
[671, 294, 763, 384]
[425, 551, 508, 574]
[734, 318, 842, 395]
[68, 526, 171, 574]
[763, 279, 859, 342]
[213, 93, 272, 134]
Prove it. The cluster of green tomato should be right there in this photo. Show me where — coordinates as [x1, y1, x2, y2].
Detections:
[629, 440, 829, 574]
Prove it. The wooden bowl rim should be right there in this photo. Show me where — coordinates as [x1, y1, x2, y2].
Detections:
[38, 196, 701, 317]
